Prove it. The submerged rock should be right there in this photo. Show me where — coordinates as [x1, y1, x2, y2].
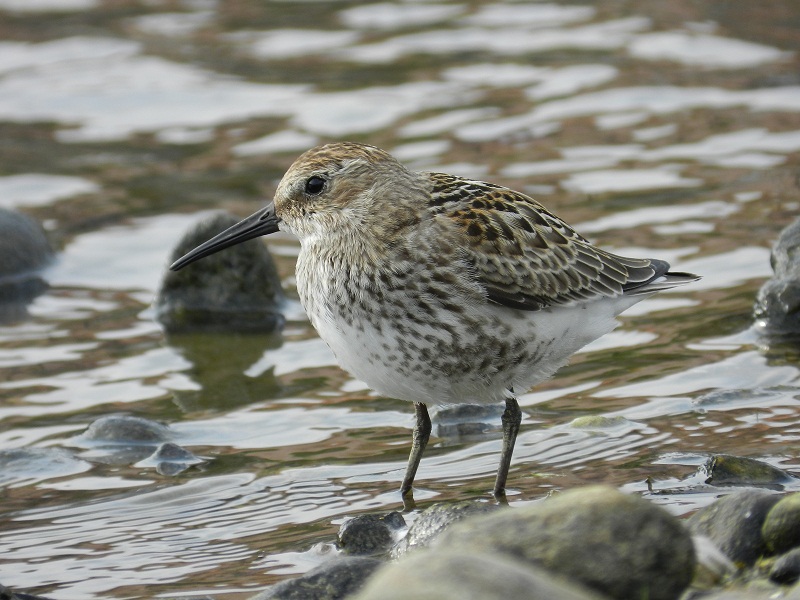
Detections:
[754, 216, 800, 337]
[687, 489, 780, 566]
[432, 403, 505, 438]
[248, 556, 382, 600]
[69, 414, 175, 464]
[135, 442, 207, 476]
[0, 447, 91, 486]
[338, 512, 406, 556]
[354, 549, 606, 600]
[78, 414, 172, 445]
[0, 583, 56, 600]
[434, 486, 695, 600]
[155, 211, 285, 333]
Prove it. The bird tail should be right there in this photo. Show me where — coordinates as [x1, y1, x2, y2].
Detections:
[626, 271, 701, 295]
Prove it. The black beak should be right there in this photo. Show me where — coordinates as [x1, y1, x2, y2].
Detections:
[170, 204, 281, 271]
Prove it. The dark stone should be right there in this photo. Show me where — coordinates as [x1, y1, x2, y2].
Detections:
[155, 211, 285, 333]
[0, 208, 53, 277]
[687, 489, 781, 566]
[338, 512, 406, 556]
[436, 486, 695, 600]
[0, 583, 56, 600]
[703, 454, 793, 487]
[0, 208, 53, 323]
[248, 557, 382, 600]
[391, 500, 499, 559]
[763, 493, 800, 555]
[354, 549, 606, 600]
[754, 216, 800, 337]
[770, 547, 800, 585]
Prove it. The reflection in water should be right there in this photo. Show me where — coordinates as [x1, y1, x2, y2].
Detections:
[0, 0, 798, 597]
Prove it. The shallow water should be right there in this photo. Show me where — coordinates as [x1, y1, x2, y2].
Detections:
[0, 0, 799, 597]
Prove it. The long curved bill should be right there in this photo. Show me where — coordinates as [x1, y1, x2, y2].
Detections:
[170, 204, 281, 271]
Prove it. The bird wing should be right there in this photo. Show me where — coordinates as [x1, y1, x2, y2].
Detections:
[426, 172, 667, 310]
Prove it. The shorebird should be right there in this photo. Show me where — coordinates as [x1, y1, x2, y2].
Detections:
[171, 142, 698, 499]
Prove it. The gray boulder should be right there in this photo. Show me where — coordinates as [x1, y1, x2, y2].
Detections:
[762, 492, 800, 555]
[435, 486, 695, 600]
[248, 557, 381, 600]
[687, 489, 781, 566]
[354, 549, 606, 600]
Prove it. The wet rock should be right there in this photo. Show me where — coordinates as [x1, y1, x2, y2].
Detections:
[702, 454, 793, 487]
[0, 208, 53, 277]
[754, 216, 800, 337]
[135, 442, 207, 476]
[770, 547, 800, 585]
[338, 512, 406, 556]
[69, 414, 174, 464]
[762, 493, 800, 554]
[692, 535, 736, 588]
[155, 211, 285, 333]
[390, 500, 499, 559]
[0, 208, 53, 323]
[248, 556, 382, 600]
[78, 414, 172, 444]
[435, 486, 695, 600]
[0, 583, 56, 600]
[353, 549, 606, 600]
[687, 489, 781, 566]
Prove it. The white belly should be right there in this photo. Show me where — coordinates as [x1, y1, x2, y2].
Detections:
[296, 248, 625, 405]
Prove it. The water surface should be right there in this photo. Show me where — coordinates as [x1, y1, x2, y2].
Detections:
[1, 1, 799, 598]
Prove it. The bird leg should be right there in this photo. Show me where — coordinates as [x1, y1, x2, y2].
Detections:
[493, 395, 522, 498]
[401, 402, 431, 498]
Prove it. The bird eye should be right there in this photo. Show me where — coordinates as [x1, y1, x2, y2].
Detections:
[305, 176, 326, 195]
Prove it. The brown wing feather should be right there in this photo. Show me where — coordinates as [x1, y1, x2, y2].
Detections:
[426, 172, 666, 310]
